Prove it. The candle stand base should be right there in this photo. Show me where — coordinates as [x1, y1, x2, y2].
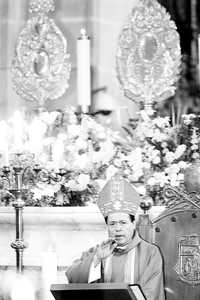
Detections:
[76, 105, 91, 114]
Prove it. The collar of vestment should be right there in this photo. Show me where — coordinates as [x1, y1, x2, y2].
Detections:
[113, 231, 142, 256]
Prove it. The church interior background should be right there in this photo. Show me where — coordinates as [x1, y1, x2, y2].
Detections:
[1, 0, 200, 299]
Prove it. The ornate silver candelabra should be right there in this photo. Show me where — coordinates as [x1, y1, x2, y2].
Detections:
[10, 167, 27, 273]
[0, 165, 28, 273]
[9, 0, 71, 272]
[0, 155, 66, 273]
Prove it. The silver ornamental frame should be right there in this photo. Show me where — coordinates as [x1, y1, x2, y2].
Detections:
[12, 0, 71, 106]
[116, 0, 181, 110]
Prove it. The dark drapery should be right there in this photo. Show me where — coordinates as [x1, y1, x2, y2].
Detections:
[158, 0, 192, 55]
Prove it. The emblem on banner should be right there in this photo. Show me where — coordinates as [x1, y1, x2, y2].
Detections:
[175, 235, 200, 286]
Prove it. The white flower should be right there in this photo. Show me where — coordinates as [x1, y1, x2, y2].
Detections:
[106, 165, 118, 180]
[72, 153, 93, 171]
[127, 147, 143, 167]
[152, 130, 168, 142]
[4, 107, 200, 207]
[153, 116, 170, 128]
[143, 161, 151, 170]
[192, 152, 200, 160]
[152, 156, 161, 164]
[182, 114, 196, 125]
[161, 142, 168, 148]
[32, 183, 60, 198]
[174, 144, 186, 160]
[166, 164, 180, 175]
[92, 141, 115, 165]
[39, 111, 60, 125]
[178, 161, 188, 169]
[169, 174, 180, 187]
[65, 174, 90, 192]
[129, 171, 142, 182]
[113, 158, 122, 167]
[177, 173, 184, 181]
[191, 144, 198, 150]
[165, 163, 183, 186]
[66, 175, 90, 192]
[165, 151, 175, 163]
[96, 130, 106, 140]
[75, 138, 88, 151]
[147, 177, 157, 186]
[146, 147, 161, 164]
[92, 123, 107, 140]
[148, 172, 168, 187]
[134, 185, 146, 195]
[67, 125, 81, 138]
[66, 179, 77, 191]
[76, 174, 90, 191]
[126, 148, 144, 179]
[0, 121, 10, 139]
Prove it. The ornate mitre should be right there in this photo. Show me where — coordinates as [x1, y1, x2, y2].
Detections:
[116, 0, 181, 111]
[97, 174, 141, 217]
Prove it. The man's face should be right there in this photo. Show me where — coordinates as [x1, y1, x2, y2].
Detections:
[107, 212, 135, 246]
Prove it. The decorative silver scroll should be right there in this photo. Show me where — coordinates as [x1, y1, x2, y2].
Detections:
[12, 0, 71, 106]
[116, 0, 181, 109]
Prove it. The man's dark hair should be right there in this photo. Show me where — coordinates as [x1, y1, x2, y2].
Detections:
[105, 214, 135, 224]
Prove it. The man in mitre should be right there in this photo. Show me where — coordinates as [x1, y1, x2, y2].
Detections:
[65, 174, 165, 300]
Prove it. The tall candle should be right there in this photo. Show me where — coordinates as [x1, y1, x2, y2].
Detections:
[4, 146, 9, 166]
[0, 121, 9, 166]
[198, 34, 200, 82]
[12, 111, 23, 152]
[11, 274, 35, 300]
[77, 28, 91, 111]
[41, 247, 57, 300]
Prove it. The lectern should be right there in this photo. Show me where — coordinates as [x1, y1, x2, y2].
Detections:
[50, 283, 145, 300]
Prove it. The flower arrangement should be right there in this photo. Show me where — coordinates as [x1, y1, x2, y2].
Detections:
[122, 111, 200, 204]
[0, 107, 132, 206]
[0, 107, 199, 206]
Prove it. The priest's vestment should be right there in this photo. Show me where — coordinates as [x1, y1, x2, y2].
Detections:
[66, 231, 165, 300]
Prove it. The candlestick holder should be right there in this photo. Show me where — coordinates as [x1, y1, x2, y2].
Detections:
[76, 104, 91, 115]
[0, 165, 28, 273]
[10, 167, 27, 273]
[75, 105, 92, 125]
[0, 155, 66, 273]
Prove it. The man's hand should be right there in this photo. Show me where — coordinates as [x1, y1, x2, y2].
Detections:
[93, 239, 117, 267]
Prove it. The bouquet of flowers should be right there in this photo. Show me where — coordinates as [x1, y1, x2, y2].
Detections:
[0, 107, 133, 206]
[0, 107, 199, 206]
[121, 111, 200, 204]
